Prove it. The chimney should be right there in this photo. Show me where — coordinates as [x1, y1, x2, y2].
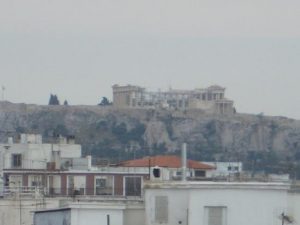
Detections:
[87, 155, 92, 170]
[182, 143, 187, 181]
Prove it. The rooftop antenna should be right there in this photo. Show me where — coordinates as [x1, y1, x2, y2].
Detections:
[1, 85, 5, 101]
[182, 143, 187, 181]
[279, 212, 294, 225]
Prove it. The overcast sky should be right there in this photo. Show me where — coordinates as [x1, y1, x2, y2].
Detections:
[0, 0, 299, 119]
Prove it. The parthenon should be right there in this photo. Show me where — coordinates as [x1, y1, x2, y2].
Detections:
[112, 84, 234, 114]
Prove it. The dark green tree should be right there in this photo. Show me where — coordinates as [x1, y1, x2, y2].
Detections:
[63, 100, 69, 106]
[48, 94, 60, 105]
[98, 97, 111, 106]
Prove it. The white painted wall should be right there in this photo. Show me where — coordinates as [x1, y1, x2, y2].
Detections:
[144, 182, 289, 225]
[123, 208, 145, 225]
[0, 142, 82, 171]
[288, 192, 300, 224]
[72, 207, 124, 225]
[188, 188, 287, 225]
[0, 144, 51, 170]
[145, 189, 189, 225]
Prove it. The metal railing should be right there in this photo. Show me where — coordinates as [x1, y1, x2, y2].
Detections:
[1, 186, 143, 199]
[2, 186, 45, 198]
[46, 188, 142, 198]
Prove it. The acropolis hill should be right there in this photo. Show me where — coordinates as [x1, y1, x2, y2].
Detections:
[0, 101, 300, 174]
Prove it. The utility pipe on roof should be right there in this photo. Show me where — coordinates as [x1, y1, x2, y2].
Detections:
[182, 143, 187, 181]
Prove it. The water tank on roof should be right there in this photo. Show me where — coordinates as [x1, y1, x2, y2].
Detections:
[153, 167, 161, 178]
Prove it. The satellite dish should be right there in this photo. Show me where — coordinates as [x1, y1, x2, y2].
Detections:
[278, 212, 294, 224]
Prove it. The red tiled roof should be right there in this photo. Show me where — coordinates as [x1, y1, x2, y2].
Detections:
[118, 155, 215, 170]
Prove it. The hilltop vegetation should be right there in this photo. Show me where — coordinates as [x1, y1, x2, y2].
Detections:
[1, 101, 300, 177]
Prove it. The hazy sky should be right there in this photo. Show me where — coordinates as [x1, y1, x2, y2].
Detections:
[0, 0, 300, 119]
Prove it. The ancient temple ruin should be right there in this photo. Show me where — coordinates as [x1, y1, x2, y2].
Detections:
[112, 84, 234, 114]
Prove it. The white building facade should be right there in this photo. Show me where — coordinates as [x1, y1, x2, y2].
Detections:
[144, 181, 291, 225]
[0, 134, 81, 173]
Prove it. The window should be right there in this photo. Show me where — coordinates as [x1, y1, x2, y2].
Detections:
[195, 170, 206, 177]
[48, 175, 61, 194]
[126, 95, 130, 105]
[228, 166, 239, 172]
[207, 93, 212, 100]
[155, 196, 168, 223]
[95, 176, 113, 195]
[68, 175, 86, 196]
[153, 168, 161, 178]
[205, 207, 227, 225]
[9, 175, 22, 187]
[124, 176, 142, 196]
[12, 154, 22, 168]
[29, 175, 43, 187]
[185, 101, 189, 107]
[176, 171, 182, 176]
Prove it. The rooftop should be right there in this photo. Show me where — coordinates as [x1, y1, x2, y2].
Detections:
[144, 181, 291, 191]
[118, 155, 215, 170]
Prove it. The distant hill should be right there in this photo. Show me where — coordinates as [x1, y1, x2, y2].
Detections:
[1, 101, 300, 176]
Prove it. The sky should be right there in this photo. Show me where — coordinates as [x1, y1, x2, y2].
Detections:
[0, 0, 300, 119]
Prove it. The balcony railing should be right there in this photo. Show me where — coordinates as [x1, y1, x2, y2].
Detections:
[2, 186, 45, 198]
[1, 186, 143, 199]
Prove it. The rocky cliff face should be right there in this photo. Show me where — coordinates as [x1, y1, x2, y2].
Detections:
[1, 101, 300, 173]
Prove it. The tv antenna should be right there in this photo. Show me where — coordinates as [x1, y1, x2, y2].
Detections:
[279, 212, 294, 225]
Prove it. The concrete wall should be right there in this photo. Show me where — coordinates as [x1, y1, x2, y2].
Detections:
[124, 208, 145, 225]
[0, 198, 60, 225]
[1, 144, 52, 170]
[71, 207, 124, 225]
[145, 189, 189, 225]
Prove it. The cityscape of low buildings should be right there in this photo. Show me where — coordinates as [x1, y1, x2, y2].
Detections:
[0, 134, 300, 225]
[34, 181, 300, 225]
[112, 84, 234, 114]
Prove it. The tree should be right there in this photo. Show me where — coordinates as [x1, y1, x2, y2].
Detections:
[99, 97, 111, 106]
[63, 100, 69, 106]
[48, 94, 60, 105]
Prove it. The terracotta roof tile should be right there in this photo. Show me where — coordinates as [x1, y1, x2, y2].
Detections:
[118, 155, 215, 170]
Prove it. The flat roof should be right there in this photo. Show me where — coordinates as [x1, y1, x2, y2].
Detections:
[144, 181, 290, 191]
[34, 207, 71, 214]
[34, 201, 145, 214]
